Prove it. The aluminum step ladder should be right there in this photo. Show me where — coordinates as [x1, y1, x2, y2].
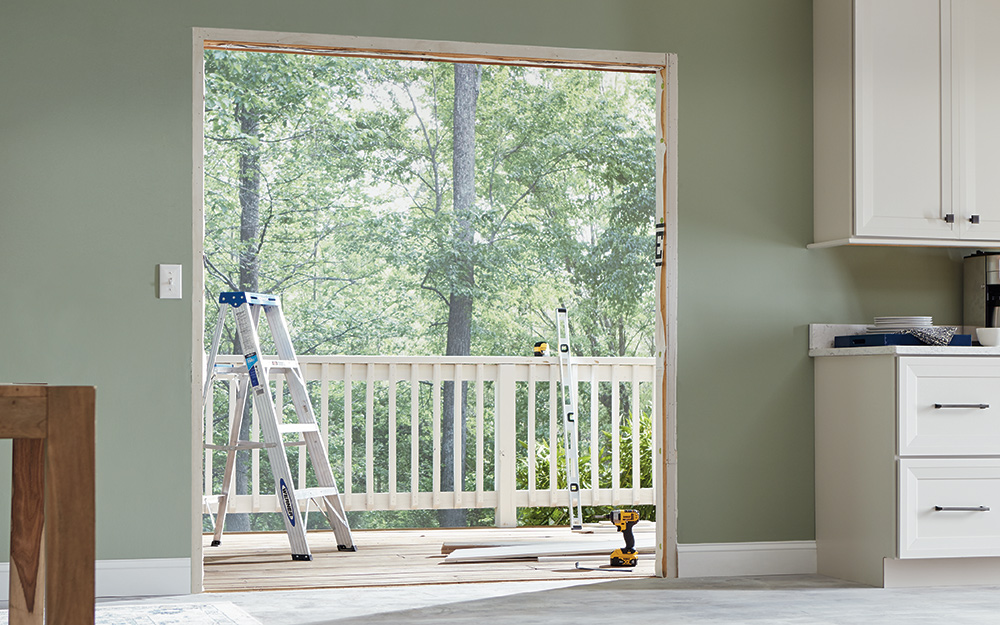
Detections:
[556, 307, 584, 530]
[203, 291, 355, 560]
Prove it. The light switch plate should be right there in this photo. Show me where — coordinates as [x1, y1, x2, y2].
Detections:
[158, 264, 182, 299]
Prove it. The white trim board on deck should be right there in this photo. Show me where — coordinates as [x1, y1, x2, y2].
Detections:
[444, 536, 656, 563]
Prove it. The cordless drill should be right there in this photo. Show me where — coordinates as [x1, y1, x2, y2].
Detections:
[609, 509, 639, 567]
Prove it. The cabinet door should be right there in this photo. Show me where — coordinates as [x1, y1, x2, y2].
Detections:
[899, 458, 1000, 559]
[953, 0, 1000, 240]
[855, 0, 954, 239]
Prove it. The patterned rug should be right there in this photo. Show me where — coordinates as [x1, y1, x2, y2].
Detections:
[1, 602, 260, 624]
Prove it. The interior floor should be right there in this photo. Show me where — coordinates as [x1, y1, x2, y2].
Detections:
[99, 574, 1000, 624]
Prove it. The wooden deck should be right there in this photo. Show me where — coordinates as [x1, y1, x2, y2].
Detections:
[203, 524, 656, 592]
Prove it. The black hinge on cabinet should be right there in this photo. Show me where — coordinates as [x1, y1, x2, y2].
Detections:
[945, 213, 955, 224]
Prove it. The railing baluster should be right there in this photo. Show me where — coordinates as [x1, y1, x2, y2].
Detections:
[389, 363, 397, 510]
[590, 365, 599, 505]
[453, 363, 462, 509]
[611, 364, 621, 506]
[320, 363, 329, 450]
[410, 364, 419, 509]
[527, 363, 537, 507]
[475, 363, 485, 508]
[251, 391, 260, 512]
[432, 363, 442, 509]
[365, 363, 375, 510]
[632, 365, 641, 500]
[344, 363, 353, 506]
[549, 364, 558, 507]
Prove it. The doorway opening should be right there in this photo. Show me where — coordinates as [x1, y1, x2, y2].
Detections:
[191, 28, 677, 593]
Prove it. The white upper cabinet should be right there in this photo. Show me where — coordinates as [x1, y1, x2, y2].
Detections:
[813, 0, 1000, 247]
[855, 0, 948, 240]
[953, 0, 1000, 240]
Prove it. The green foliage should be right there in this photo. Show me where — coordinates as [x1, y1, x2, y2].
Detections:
[202, 50, 656, 531]
[516, 408, 655, 526]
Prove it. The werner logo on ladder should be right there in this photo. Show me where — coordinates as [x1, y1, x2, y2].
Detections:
[203, 292, 356, 561]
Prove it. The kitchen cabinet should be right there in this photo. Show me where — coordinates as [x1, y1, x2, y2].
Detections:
[813, 0, 1000, 247]
[952, 0, 1000, 240]
[815, 354, 1000, 586]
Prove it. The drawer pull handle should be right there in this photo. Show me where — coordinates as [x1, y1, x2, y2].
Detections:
[934, 506, 990, 512]
[933, 403, 990, 410]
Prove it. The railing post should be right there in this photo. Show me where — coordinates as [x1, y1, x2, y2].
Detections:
[495, 364, 517, 527]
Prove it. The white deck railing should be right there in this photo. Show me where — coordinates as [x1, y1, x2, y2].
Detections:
[203, 355, 655, 526]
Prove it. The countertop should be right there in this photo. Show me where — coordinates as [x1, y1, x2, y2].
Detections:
[809, 324, 1000, 358]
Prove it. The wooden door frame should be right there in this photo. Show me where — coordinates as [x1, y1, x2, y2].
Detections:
[191, 26, 678, 592]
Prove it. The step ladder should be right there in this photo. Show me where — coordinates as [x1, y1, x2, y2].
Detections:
[202, 292, 355, 561]
[556, 307, 584, 530]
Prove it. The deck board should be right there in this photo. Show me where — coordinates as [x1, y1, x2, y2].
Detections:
[203, 524, 655, 592]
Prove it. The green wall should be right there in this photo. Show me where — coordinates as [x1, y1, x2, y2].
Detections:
[0, 0, 964, 562]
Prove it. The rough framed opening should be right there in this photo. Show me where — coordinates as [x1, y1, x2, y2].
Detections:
[191, 27, 677, 593]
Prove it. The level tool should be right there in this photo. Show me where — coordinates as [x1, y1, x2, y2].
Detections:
[556, 307, 585, 530]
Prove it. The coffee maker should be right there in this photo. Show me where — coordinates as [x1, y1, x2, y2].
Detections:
[964, 252, 1000, 329]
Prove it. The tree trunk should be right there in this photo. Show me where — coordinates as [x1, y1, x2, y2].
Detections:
[439, 64, 480, 528]
[227, 103, 261, 533]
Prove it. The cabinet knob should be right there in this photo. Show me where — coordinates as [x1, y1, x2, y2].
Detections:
[970, 214, 981, 224]
[945, 213, 956, 223]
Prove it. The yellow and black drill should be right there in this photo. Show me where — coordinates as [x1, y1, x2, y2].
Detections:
[608, 509, 639, 567]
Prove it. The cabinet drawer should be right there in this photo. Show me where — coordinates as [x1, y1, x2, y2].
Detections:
[900, 458, 1000, 558]
[898, 357, 1000, 455]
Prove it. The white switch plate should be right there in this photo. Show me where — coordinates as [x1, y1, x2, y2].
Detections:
[158, 264, 182, 299]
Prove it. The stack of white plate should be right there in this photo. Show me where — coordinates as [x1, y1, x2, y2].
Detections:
[866, 316, 933, 334]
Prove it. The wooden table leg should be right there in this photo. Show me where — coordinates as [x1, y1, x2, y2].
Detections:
[10, 438, 44, 625]
[44, 387, 95, 625]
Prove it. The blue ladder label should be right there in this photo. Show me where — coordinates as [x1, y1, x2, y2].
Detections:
[244, 352, 260, 388]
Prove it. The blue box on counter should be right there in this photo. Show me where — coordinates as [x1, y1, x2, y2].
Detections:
[834, 333, 973, 348]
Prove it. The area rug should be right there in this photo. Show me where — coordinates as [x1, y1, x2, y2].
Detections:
[0, 601, 260, 625]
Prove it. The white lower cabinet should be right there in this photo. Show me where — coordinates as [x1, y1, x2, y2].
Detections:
[815, 354, 1000, 586]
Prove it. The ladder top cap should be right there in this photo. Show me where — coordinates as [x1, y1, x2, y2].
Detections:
[219, 292, 281, 307]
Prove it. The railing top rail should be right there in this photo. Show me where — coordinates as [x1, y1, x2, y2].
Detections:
[212, 354, 656, 365]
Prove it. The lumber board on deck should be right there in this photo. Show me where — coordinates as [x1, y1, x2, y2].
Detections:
[443, 535, 655, 563]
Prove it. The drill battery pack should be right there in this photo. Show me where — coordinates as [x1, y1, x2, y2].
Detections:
[609, 547, 638, 567]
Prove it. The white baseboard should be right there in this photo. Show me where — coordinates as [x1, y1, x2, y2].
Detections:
[0, 557, 191, 600]
[678, 541, 817, 578]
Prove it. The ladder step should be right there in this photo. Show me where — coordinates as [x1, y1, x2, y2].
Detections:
[293, 487, 342, 501]
[277, 423, 320, 435]
[204, 440, 306, 450]
[211, 359, 300, 375]
[261, 359, 300, 372]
